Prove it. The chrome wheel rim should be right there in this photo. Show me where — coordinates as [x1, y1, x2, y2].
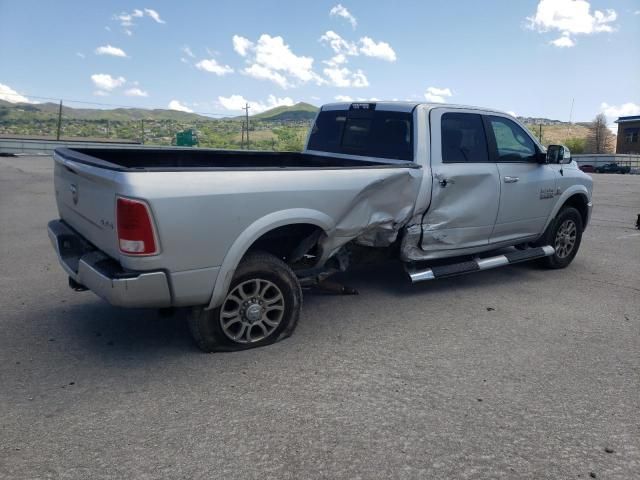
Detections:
[554, 219, 577, 259]
[219, 279, 285, 344]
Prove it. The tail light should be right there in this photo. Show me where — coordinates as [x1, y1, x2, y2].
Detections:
[116, 197, 159, 255]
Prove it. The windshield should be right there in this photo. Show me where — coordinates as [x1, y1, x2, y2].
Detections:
[307, 106, 414, 161]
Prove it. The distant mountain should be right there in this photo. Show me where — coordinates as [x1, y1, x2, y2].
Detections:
[0, 100, 213, 122]
[252, 102, 319, 121]
[517, 116, 565, 126]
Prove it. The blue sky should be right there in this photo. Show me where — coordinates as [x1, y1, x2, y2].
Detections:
[0, 0, 638, 123]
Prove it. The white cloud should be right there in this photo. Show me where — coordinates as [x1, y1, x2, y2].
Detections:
[182, 46, 195, 58]
[424, 86, 453, 103]
[76, 52, 85, 59]
[330, 4, 357, 29]
[217, 94, 295, 114]
[124, 87, 148, 97]
[243, 64, 290, 89]
[335, 95, 382, 102]
[90, 73, 126, 91]
[324, 54, 348, 67]
[323, 66, 369, 88]
[168, 100, 193, 112]
[114, 12, 134, 27]
[94, 90, 109, 97]
[320, 31, 359, 56]
[550, 32, 576, 47]
[359, 37, 397, 61]
[232, 35, 254, 56]
[601, 102, 640, 122]
[236, 34, 319, 88]
[254, 34, 316, 83]
[320, 31, 396, 61]
[527, 0, 617, 47]
[95, 44, 128, 57]
[319, 31, 396, 86]
[0, 83, 33, 103]
[144, 8, 165, 24]
[113, 8, 165, 34]
[195, 58, 234, 76]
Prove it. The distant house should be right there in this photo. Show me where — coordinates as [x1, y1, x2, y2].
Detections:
[615, 115, 640, 154]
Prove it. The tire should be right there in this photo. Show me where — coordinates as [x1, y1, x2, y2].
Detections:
[188, 251, 302, 352]
[536, 207, 583, 269]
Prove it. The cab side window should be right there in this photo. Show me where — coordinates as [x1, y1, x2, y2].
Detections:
[441, 113, 489, 163]
[488, 116, 537, 162]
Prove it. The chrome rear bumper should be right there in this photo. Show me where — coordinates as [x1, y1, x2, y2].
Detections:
[47, 220, 171, 308]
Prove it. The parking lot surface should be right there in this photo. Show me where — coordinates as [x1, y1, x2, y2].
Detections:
[1, 156, 639, 479]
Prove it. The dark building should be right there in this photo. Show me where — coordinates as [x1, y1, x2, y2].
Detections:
[615, 115, 640, 154]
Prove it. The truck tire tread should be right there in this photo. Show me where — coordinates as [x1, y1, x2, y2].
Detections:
[188, 251, 302, 353]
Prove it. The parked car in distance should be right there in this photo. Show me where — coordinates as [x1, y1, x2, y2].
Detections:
[48, 102, 593, 353]
[595, 163, 631, 174]
[579, 164, 594, 173]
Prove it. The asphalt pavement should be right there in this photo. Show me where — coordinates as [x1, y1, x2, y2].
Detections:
[1, 156, 638, 479]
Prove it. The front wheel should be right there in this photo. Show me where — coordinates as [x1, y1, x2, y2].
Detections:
[536, 207, 583, 269]
[188, 252, 302, 352]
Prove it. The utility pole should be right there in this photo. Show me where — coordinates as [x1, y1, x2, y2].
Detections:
[241, 122, 245, 149]
[567, 97, 575, 139]
[56, 100, 63, 140]
[243, 103, 250, 149]
[539, 122, 543, 144]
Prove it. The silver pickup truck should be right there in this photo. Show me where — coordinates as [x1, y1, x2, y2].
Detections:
[48, 102, 593, 352]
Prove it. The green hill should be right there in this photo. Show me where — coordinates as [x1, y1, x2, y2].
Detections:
[252, 102, 318, 121]
[0, 100, 213, 122]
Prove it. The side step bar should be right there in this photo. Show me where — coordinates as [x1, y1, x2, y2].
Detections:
[407, 246, 555, 283]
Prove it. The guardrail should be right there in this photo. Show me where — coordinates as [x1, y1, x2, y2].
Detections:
[0, 138, 144, 155]
[573, 154, 640, 169]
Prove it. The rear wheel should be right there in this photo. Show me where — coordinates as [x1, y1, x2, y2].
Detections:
[536, 207, 583, 269]
[188, 252, 302, 352]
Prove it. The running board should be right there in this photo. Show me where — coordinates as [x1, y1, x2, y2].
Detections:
[407, 246, 555, 283]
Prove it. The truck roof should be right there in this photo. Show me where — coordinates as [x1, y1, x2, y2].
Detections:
[321, 101, 510, 116]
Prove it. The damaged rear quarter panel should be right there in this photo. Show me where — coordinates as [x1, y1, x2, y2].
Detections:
[321, 167, 423, 253]
[206, 165, 422, 308]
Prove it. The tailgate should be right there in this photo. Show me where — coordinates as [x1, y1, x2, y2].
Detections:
[53, 152, 120, 259]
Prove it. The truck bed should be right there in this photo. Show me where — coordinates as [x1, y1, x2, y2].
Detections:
[54, 147, 413, 171]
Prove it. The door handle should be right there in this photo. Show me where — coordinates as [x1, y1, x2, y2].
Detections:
[504, 176, 519, 183]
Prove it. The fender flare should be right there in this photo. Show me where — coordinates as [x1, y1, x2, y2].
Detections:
[542, 185, 590, 232]
[206, 208, 335, 310]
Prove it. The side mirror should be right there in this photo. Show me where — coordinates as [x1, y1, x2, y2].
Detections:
[547, 144, 572, 164]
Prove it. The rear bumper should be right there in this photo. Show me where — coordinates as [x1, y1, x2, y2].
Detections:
[47, 220, 171, 308]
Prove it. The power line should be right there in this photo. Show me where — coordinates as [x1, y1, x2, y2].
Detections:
[0, 91, 235, 118]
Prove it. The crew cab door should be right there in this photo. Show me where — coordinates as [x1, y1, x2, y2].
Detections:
[420, 109, 500, 251]
[485, 115, 558, 243]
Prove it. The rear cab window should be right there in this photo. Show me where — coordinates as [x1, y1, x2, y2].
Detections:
[307, 104, 414, 161]
[441, 112, 490, 163]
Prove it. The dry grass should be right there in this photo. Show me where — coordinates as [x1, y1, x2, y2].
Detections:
[527, 123, 591, 146]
